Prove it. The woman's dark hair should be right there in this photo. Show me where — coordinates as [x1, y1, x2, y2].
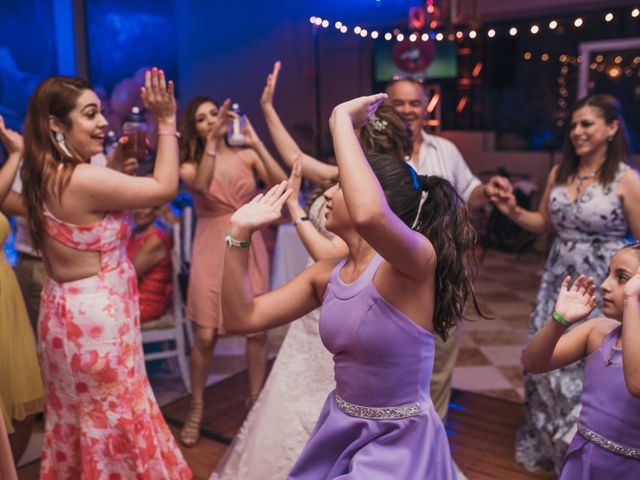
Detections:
[358, 103, 413, 159]
[367, 153, 484, 340]
[179, 96, 219, 165]
[556, 94, 633, 186]
[22, 76, 93, 252]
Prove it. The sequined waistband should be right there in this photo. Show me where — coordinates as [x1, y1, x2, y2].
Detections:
[577, 422, 640, 459]
[334, 393, 423, 420]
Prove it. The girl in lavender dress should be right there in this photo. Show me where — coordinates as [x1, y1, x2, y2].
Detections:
[522, 243, 640, 479]
[221, 93, 483, 478]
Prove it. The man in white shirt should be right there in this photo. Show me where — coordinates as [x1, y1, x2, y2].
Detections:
[387, 78, 509, 421]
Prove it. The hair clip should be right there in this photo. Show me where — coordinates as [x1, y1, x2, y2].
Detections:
[369, 114, 388, 132]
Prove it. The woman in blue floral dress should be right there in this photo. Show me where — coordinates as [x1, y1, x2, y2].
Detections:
[490, 94, 640, 472]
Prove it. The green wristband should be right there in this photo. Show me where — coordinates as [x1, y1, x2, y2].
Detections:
[551, 310, 570, 328]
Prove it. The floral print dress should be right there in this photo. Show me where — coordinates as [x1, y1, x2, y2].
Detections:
[515, 163, 631, 472]
[38, 207, 191, 480]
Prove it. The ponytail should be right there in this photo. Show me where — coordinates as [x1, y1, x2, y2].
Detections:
[367, 153, 485, 340]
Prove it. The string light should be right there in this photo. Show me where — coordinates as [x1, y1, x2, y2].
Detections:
[396, 33, 404, 41]
[469, 30, 477, 39]
[410, 33, 417, 42]
[309, 16, 316, 24]
[335, 21, 342, 29]
[605, 12, 614, 22]
[509, 27, 518, 36]
[384, 32, 392, 41]
[371, 31, 379, 39]
[633, 8, 639, 18]
[530, 25, 539, 34]
[360, 29, 368, 37]
[549, 20, 558, 29]
[487, 28, 496, 38]
[421, 33, 429, 41]
[340, 25, 347, 33]
[456, 31, 463, 39]
[436, 32, 444, 41]
[573, 17, 583, 27]
[321, 19, 329, 28]
[524, 52, 532, 60]
[354, 26, 361, 34]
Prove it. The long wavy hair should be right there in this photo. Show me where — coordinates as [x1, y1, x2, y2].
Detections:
[367, 153, 484, 340]
[556, 94, 633, 186]
[22, 76, 93, 252]
[358, 103, 413, 159]
[179, 96, 219, 165]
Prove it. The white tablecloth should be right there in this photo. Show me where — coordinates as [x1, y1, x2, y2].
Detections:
[270, 224, 310, 290]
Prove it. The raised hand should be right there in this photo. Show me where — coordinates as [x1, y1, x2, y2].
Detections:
[241, 115, 262, 149]
[206, 98, 231, 143]
[0, 115, 23, 156]
[260, 61, 281, 108]
[554, 274, 597, 324]
[285, 155, 302, 210]
[623, 265, 640, 299]
[230, 181, 292, 236]
[141, 67, 176, 126]
[330, 93, 388, 131]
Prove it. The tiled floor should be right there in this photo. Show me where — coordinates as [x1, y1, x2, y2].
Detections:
[453, 249, 545, 403]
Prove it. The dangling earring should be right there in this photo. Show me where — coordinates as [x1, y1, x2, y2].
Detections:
[55, 131, 72, 157]
[607, 134, 614, 143]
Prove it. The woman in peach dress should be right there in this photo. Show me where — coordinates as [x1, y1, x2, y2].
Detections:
[178, 97, 286, 446]
[21, 70, 191, 479]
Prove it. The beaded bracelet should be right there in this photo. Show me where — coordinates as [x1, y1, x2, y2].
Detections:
[225, 232, 251, 248]
[551, 310, 570, 328]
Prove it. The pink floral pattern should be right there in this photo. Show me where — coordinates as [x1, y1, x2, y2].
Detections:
[38, 208, 191, 479]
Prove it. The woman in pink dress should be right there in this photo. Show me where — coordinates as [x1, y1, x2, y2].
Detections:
[21, 70, 191, 479]
[178, 96, 286, 446]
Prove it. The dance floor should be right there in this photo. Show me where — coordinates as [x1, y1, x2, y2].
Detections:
[17, 250, 551, 478]
[18, 367, 553, 480]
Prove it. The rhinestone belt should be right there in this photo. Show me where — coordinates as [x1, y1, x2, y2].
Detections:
[577, 422, 640, 459]
[334, 393, 423, 420]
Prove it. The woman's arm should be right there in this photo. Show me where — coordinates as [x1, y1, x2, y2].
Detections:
[622, 265, 640, 397]
[260, 61, 338, 185]
[222, 182, 333, 333]
[286, 158, 347, 260]
[180, 99, 231, 194]
[522, 275, 597, 373]
[0, 116, 22, 204]
[618, 168, 640, 240]
[329, 94, 434, 280]
[130, 234, 169, 278]
[242, 116, 287, 187]
[74, 68, 180, 211]
[490, 166, 557, 234]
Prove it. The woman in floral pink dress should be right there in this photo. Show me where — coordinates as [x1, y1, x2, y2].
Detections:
[21, 70, 191, 479]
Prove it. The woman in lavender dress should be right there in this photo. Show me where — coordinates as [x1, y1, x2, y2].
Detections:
[220, 93, 483, 478]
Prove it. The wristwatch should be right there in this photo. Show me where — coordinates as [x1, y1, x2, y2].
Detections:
[225, 232, 251, 248]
